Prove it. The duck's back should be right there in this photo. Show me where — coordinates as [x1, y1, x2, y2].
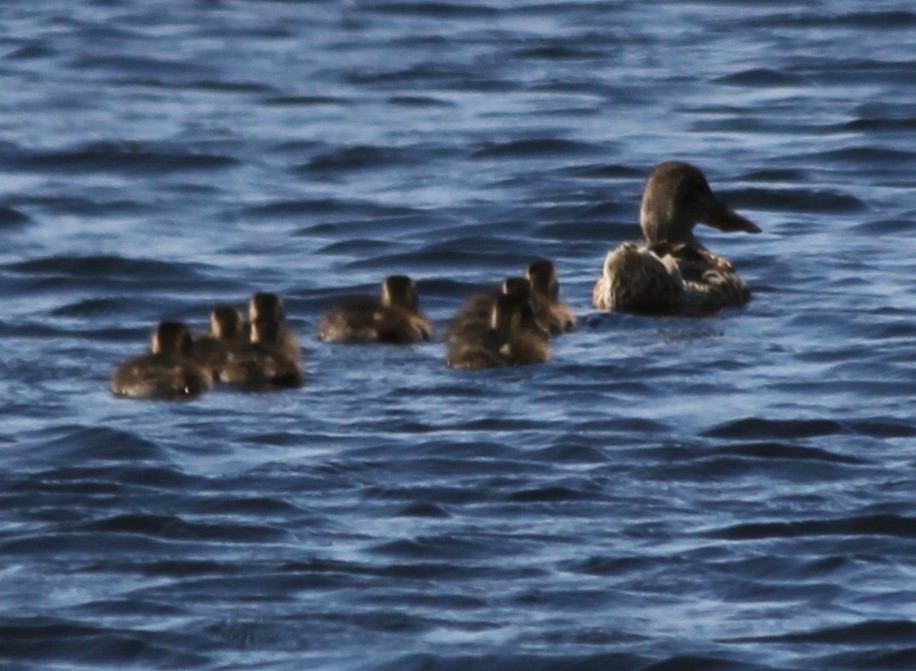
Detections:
[593, 244, 684, 314]
[680, 269, 751, 315]
[446, 329, 505, 370]
[318, 296, 384, 343]
[659, 244, 752, 313]
[219, 342, 303, 389]
[444, 289, 500, 345]
[111, 353, 211, 400]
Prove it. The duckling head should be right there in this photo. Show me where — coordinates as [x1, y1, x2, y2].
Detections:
[210, 306, 245, 341]
[502, 276, 532, 301]
[525, 259, 559, 300]
[381, 275, 419, 312]
[249, 292, 285, 322]
[491, 293, 541, 336]
[151, 321, 193, 356]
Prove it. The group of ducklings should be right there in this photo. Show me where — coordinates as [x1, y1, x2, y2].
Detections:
[111, 292, 303, 400]
[111, 161, 761, 400]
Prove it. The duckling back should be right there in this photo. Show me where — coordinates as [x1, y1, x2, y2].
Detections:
[111, 358, 212, 400]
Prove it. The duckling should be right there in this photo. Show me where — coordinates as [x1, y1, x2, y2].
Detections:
[525, 259, 576, 335]
[110, 321, 212, 400]
[447, 293, 551, 370]
[593, 161, 760, 315]
[248, 292, 300, 360]
[318, 275, 433, 344]
[218, 315, 304, 389]
[192, 305, 248, 374]
[444, 275, 533, 346]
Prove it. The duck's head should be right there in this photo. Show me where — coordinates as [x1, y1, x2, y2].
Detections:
[381, 275, 419, 312]
[152, 321, 193, 356]
[525, 259, 559, 300]
[491, 293, 541, 336]
[250, 292, 285, 321]
[502, 276, 532, 301]
[210, 306, 245, 340]
[639, 162, 760, 245]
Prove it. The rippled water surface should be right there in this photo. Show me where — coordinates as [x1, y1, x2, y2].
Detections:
[2, 1, 916, 669]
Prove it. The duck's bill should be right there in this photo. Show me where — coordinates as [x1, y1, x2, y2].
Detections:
[706, 200, 761, 234]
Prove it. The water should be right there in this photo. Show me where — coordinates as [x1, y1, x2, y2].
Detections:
[2, 1, 915, 669]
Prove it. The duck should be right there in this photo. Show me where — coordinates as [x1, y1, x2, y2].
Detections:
[592, 161, 761, 315]
[446, 293, 551, 370]
[248, 292, 301, 360]
[318, 275, 433, 344]
[444, 275, 534, 346]
[192, 305, 248, 375]
[110, 321, 212, 400]
[218, 315, 304, 389]
[526, 259, 576, 335]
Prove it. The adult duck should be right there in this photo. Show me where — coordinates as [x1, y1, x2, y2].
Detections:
[593, 162, 760, 315]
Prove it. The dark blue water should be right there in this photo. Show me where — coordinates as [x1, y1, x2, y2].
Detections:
[2, 1, 915, 669]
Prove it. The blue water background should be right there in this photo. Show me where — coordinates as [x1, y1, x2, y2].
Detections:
[1, 1, 915, 669]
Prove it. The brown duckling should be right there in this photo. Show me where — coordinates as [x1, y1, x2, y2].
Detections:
[318, 275, 433, 345]
[110, 321, 212, 400]
[218, 315, 304, 389]
[248, 292, 300, 360]
[593, 161, 760, 315]
[192, 305, 248, 374]
[525, 259, 576, 335]
[447, 293, 551, 370]
[444, 275, 534, 345]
